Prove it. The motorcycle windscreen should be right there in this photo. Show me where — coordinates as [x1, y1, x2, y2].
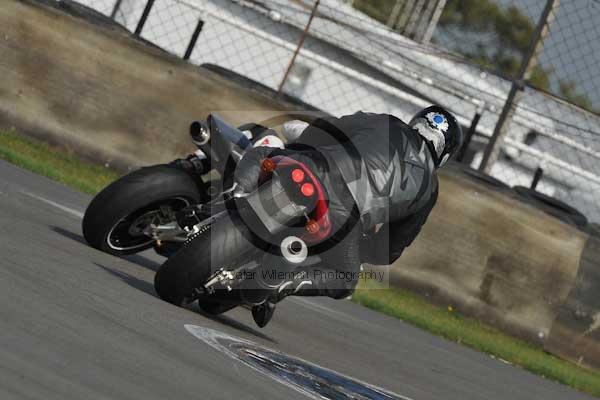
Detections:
[207, 114, 253, 174]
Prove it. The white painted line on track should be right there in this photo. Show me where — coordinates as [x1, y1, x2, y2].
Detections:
[20, 191, 84, 219]
[290, 297, 356, 321]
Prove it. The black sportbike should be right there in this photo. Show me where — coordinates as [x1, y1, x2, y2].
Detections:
[83, 114, 338, 315]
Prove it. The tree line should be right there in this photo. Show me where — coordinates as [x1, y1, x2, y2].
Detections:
[353, 0, 597, 113]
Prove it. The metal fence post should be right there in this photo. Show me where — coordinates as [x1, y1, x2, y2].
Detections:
[478, 0, 561, 173]
[110, 0, 123, 20]
[530, 167, 544, 190]
[456, 102, 485, 162]
[134, 0, 156, 37]
[277, 0, 320, 95]
[183, 20, 204, 61]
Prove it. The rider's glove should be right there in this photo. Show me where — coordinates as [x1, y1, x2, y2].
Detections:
[171, 152, 209, 175]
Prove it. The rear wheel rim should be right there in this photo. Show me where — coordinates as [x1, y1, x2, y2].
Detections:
[106, 197, 191, 251]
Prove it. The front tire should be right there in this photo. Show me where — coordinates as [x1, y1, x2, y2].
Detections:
[82, 165, 204, 256]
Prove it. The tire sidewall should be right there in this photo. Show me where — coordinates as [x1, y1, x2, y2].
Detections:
[82, 164, 204, 255]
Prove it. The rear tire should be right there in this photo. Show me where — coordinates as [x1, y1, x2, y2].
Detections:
[461, 168, 510, 190]
[154, 211, 264, 306]
[586, 223, 600, 237]
[448, 162, 511, 191]
[513, 186, 588, 228]
[82, 165, 204, 256]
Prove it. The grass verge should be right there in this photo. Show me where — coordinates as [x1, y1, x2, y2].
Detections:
[1, 128, 599, 396]
[353, 283, 600, 396]
[0, 129, 119, 194]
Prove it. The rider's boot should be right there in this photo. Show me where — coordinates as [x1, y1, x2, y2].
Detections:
[249, 278, 297, 328]
[251, 300, 277, 328]
[250, 267, 357, 328]
[249, 224, 362, 328]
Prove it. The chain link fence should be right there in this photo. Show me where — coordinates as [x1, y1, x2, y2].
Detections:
[76, 0, 600, 225]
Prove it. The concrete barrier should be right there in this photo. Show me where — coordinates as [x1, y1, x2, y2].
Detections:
[544, 235, 600, 370]
[0, 0, 318, 171]
[390, 166, 591, 345]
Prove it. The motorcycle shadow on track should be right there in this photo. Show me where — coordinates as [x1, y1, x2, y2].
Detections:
[93, 262, 276, 343]
[50, 225, 89, 245]
[48, 225, 275, 340]
[51, 226, 162, 271]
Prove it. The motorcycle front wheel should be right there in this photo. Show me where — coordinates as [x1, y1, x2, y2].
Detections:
[82, 165, 205, 256]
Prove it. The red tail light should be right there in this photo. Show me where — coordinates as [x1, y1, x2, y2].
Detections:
[306, 219, 319, 234]
[269, 156, 332, 243]
[300, 183, 315, 197]
[291, 168, 305, 183]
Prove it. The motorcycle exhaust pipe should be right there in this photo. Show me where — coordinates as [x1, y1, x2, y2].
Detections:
[280, 236, 308, 264]
[190, 121, 210, 146]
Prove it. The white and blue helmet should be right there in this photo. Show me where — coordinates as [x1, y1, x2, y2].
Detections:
[409, 105, 463, 167]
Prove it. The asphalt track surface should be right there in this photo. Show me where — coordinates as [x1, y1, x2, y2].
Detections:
[0, 159, 595, 400]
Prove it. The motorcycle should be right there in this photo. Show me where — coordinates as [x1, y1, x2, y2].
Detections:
[83, 114, 285, 257]
[83, 114, 336, 317]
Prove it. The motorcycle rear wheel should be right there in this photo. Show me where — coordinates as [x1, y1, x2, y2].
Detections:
[154, 211, 265, 307]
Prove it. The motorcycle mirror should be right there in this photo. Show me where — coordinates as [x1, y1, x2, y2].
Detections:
[190, 121, 210, 146]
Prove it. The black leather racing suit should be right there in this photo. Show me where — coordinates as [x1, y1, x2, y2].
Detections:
[235, 112, 439, 300]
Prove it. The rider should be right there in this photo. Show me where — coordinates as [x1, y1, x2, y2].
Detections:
[234, 105, 463, 327]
